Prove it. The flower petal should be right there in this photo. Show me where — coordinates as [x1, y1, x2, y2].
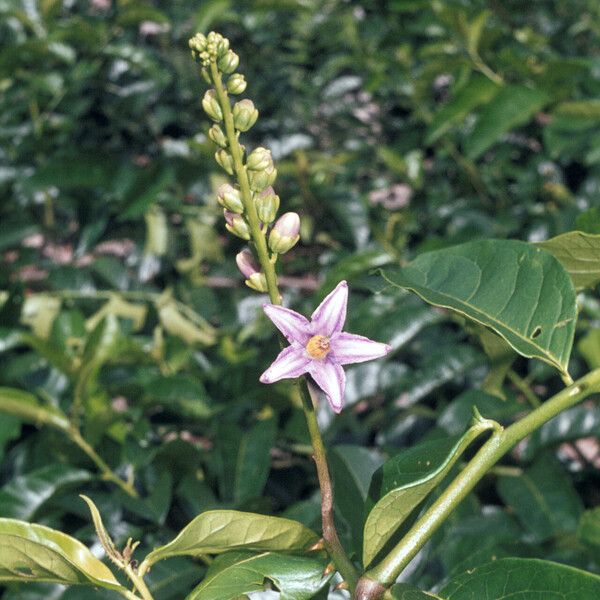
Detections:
[263, 304, 311, 344]
[311, 280, 348, 336]
[330, 332, 392, 365]
[309, 360, 346, 413]
[260, 344, 310, 383]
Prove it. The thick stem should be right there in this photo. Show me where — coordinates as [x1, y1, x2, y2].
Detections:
[209, 60, 357, 589]
[70, 428, 138, 498]
[363, 367, 600, 589]
[124, 563, 155, 600]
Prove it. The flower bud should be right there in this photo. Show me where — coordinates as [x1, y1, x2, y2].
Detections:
[269, 212, 300, 254]
[236, 248, 259, 278]
[248, 164, 277, 192]
[246, 272, 268, 293]
[217, 50, 239, 74]
[215, 149, 234, 175]
[255, 187, 280, 224]
[232, 99, 258, 132]
[246, 147, 272, 171]
[208, 124, 227, 148]
[202, 89, 222, 122]
[227, 73, 247, 95]
[189, 33, 207, 54]
[224, 210, 250, 240]
[217, 183, 244, 213]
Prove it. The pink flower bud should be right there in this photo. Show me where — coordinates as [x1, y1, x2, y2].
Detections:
[236, 248, 259, 278]
[269, 212, 300, 254]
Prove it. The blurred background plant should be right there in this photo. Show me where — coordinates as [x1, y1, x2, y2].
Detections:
[0, 0, 599, 598]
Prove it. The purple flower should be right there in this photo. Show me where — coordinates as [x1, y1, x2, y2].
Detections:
[260, 281, 392, 413]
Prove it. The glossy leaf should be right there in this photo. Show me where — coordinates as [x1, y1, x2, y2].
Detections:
[384, 239, 577, 376]
[464, 85, 550, 159]
[141, 510, 320, 571]
[185, 550, 329, 600]
[426, 76, 500, 144]
[497, 453, 583, 542]
[0, 519, 123, 591]
[440, 558, 600, 599]
[537, 231, 600, 290]
[363, 421, 494, 566]
[0, 465, 91, 521]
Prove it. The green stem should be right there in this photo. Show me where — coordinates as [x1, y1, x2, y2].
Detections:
[119, 590, 142, 600]
[507, 369, 541, 408]
[210, 62, 280, 305]
[208, 60, 358, 589]
[125, 563, 155, 600]
[363, 367, 600, 590]
[69, 428, 138, 498]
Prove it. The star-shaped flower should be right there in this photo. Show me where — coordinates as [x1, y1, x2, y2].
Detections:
[260, 281, 392, 413]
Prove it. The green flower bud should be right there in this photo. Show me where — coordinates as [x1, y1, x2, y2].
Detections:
[232, 99, 258, 132]
[189, 33, 207, 54]
[215, 149, 234, 175]
[217, 50, 239, 74]
[246, 147, 273, 171]
[217, 184, 244, 213]
[224, 210, 250, 240]
[227, 73, 247, 95]
[269, 212, 300, 254]
[202, 89, 222, 122]
[248, 164, 277, 192]
[246, 272, 268, 293]
[208, 124, 227, 148]
[255, 187, 280, 224]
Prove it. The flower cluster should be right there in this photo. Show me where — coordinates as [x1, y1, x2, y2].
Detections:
[190, 31, 300, 294]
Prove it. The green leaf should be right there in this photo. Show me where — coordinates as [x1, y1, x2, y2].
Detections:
[440, 558, 600, 599]
[0, 465, 91, 521]
[234, 416, 277, 504]
[575, 208, 600, 234]
[363, 421, 494, 566]
[497, 453, 583, 542]
[579, 329, 600, 369]
[141, 510, 320, 572]
[554, 100, 600, 119]
[464, 86, 550, 159]
[578, 507, 600, 549]
[0, 387, 69, 431]
[537, 231, 600, 290]
[389, 583, 441, 599]
[185, 551, 329, 600]
[383, 239, 577, 376]
[426, 76, 500, 144]
[0, 519, 123, 591]
[467, 11, 489, 56]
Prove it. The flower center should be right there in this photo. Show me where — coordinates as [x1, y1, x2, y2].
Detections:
[306, 335, 331, 360]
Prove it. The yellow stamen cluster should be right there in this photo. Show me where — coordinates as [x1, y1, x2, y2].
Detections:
[306, 335, 331, 360]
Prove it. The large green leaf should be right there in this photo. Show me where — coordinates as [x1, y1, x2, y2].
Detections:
[185, 551, 329, 600]
[0, 519, 123, 591]
[497, 454, 583, 542]
[426, 76, 500, 144]
[384, 239, 577, 376]
[0, 465, 91, 521]
[363, 420, 494, 566]
[537, 231, 600, 290]
[140, 510, 319, 572]
[464, 85, 550, 159]
[389, 583, 441, 599]
[440, 558, 600, 599]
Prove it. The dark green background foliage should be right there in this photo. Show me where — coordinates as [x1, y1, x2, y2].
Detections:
[0, 0, 599, 597]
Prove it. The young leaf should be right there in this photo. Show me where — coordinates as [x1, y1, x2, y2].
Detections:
[383, 240, 577, 377]
[140, 510, 320, 573]
[0, 387, 69, 431]
[184, 550, 329, 600]
[464, 85, 550, 159]
[440, 558, 600, 599]
[0, 519, 124, 591]
[537, 231, 600, 290]
[363, 420, 495, 566]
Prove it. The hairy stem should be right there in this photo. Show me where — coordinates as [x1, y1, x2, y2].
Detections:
[209, 61, 358, 589]
[70, 428, 138, 498]
[362, 367, 600, 591]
